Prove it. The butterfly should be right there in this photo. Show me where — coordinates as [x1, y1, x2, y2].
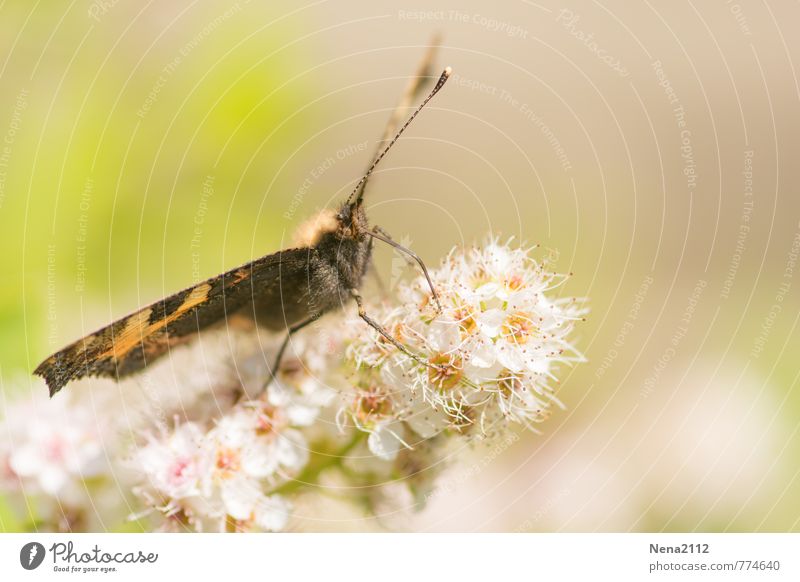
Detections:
[35, 45, 451, 397]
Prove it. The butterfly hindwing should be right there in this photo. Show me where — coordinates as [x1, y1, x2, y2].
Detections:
[34, 248, 312, 396]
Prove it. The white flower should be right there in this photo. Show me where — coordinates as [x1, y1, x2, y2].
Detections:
[342, 237, 587, 443]
[134, 422, 210, 502]
[252, 494, 291, 531]
[367, 420, 408, 461]
[125, 323, 349, 532]
[0, 382, 133, 531]
[208, 407, 308, 483]
[131, 380, 318, 531]
[218, 475, 289, 532]
[0, 392, 108, 497]
[268, 373, 335, 428]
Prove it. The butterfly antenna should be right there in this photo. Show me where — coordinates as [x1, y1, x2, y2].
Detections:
[347, 67, 452, 206]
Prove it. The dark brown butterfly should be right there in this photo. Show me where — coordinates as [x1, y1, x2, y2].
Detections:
[35, 47, 451, 397]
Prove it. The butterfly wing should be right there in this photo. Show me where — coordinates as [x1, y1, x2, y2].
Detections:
[34, 247, 313, 396]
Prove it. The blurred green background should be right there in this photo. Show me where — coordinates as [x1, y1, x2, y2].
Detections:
[1, 0, 799, 531]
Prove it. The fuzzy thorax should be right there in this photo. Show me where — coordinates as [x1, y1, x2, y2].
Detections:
[292, 208, 340, 247]
[292, 203, 370, 249]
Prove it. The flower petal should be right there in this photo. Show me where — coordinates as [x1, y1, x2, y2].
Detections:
[254, 496, 290, 532]
[367, 423, 404, 461]
[476, 309, 506, 338]
[221, 477, 260, 520]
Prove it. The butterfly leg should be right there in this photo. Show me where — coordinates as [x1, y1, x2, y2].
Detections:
[373, 225, 417, 267]
[365, 230, 411, 300]
[259, 313, 322, 393]
[364, 226, 442, 313]
[350, 289, 444, 373]
[364, 234, 388, 298]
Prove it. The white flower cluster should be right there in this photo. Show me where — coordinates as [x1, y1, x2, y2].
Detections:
[134, 406, 295, 532]
[0, 389, 118, 531]
[0, 238, 586, 532]
[131, 337, 337, 532]
[341, 238, 586, 458]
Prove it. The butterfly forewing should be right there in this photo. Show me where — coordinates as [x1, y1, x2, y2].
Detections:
[34, 248, 312, 396]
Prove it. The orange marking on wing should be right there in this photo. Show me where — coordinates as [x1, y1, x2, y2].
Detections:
[99, 283, 212, 360]
[232, 268, 249, 284]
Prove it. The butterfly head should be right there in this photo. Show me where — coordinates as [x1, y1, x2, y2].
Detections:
[337, 198, 369, 233]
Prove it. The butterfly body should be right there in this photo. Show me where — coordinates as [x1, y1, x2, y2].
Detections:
[251, 202, 373, 329]
[34, 201, 372, 396]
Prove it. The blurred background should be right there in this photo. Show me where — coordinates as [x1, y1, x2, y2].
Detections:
[1, 0, 799, 531]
